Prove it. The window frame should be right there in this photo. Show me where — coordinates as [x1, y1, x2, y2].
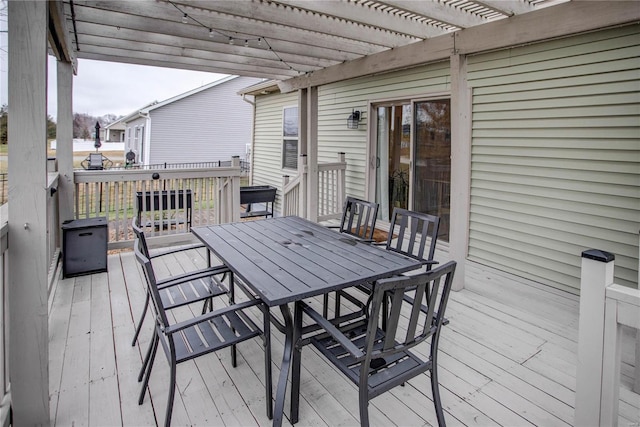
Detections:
[281, 105, 299, 171]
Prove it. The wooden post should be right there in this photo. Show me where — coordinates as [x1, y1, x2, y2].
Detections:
[299, 154, 307, 218]
[231, 156, 241, 223]
[337, 152, 346, 212]
[57, 60, 74, 224]
[574, 249, 615, 426]
[7, 1, 50, 424]
[281, 175, 290, 216]
[449, 51, 472, 292]
[306, 86, 318, 222]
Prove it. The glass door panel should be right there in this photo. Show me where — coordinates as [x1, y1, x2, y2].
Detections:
[375, 104, 412, 221]
[413, 100, 451, 241]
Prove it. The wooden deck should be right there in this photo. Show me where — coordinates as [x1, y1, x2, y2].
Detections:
[48, 247, 640, 426]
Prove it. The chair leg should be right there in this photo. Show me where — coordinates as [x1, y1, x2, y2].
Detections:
[138, 333, 159, 405]
[358, 386, 370, 427]
[229, 272, 238, 367]
[138, 331, 157, 382]
[430, 338, 446, 427]
[132, 292, 150, 346]
[164, 359, 178, 427]
[322, 294, 329, 318]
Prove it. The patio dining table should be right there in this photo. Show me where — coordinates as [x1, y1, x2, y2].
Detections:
[191, 216, 422, 426]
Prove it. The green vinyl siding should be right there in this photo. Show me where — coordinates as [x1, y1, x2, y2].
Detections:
[467, 25, 640, 292]
[253, 91, 299, 214]
[317, 62, 451, 199]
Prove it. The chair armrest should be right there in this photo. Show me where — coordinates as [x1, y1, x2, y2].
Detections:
[156, 265, 230, 290]
[166, 298, 262, 334]
[300, 301, 365, 360]
[149, 243, 208, 259]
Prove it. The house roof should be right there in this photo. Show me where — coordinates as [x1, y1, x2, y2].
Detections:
[50, 1, 639, 92]
[118, 75, 254, 123]
[103, 116, 127, 130]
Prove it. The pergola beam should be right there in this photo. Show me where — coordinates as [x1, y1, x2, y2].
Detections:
[74, 21, 340, 68]
[77, 49, 296, 80]
[275, 0, 444, 39]
[475, 0, 536, 16]
[175, 0, 417, 48]
[71, 0, 382, 56]
[376, 0, 488, 28]
[279, 0, 640, 92]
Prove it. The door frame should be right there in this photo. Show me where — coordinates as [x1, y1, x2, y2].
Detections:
[365, 91, 451, 220]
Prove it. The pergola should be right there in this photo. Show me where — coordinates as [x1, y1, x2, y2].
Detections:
[6, 0, 639, 424]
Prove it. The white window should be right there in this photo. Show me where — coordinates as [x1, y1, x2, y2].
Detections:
[282, 106, 299, 170]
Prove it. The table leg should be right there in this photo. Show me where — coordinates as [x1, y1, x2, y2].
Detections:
[290, 302, 303, 424]
[273, 303, 303, 427]
[273, 304, 293, 427]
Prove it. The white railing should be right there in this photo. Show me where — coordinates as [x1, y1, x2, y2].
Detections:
[281, 152, 346, 221]
[282, 155, 307, 217]
[0, 204, 10, 427]
[575, 248, 640, 426]
[318, 152, 346, 221]
[74, 157, 241, 249]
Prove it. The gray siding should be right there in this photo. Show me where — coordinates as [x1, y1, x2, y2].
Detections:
[148, 76, 262, 165]
[466, 25, 640, 291]
[317, 63, 451, 199]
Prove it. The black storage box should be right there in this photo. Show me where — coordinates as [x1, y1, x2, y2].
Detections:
[62, 217, 108, 277]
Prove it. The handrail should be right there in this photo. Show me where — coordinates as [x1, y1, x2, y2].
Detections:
[575, 249, 640, 426]
[281, 152, 347, 221]
[73, 161, 241, 249]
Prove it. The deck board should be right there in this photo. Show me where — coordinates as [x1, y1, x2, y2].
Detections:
[49, 249, 640, 426]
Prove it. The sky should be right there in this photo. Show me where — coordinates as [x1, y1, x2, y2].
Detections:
[45, 57, 228, 120]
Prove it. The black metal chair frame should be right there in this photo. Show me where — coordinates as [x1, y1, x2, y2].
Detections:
[382, 207, 440, 269]
[302, 261, 456, 427]
[134, 240, 273, 427]
[330, 207, 441, 324]
[130, 217, 230, 346]
[332, 196, 380, 241]
[324, 196, 380, 318]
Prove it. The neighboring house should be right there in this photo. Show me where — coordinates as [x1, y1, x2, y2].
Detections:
[121, 75, 262, 165]
[104, 117, 126, 142]
[241, 24, 640, 295]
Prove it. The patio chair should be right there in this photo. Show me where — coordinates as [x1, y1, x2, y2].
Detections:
[302, 261, 456, 427]
[329, 196, 379, 241]
[130, 217, 230, 346]
[333, 207, 441, 325]
[324, 196, 380, 317]
[134, 240, 273, 427]
[382, 207, 440, 271]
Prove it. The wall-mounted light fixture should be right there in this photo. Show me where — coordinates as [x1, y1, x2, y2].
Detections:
[347, 109, 361, 129]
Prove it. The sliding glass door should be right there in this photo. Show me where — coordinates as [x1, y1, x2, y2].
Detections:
[374, 98, 451, 241]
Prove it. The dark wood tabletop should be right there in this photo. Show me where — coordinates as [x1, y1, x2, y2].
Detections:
[191, 216, 422, 306]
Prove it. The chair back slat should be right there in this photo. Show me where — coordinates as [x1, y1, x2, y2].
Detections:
[381, 289, 405, 351]
[405, 282, 427, 340]
[340, 197, 379, 241]
[366, 261, 456, 362]
[386, 208, 440, 267]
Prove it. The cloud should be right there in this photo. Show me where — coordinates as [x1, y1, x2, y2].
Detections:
[47, 57, 228, 120]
